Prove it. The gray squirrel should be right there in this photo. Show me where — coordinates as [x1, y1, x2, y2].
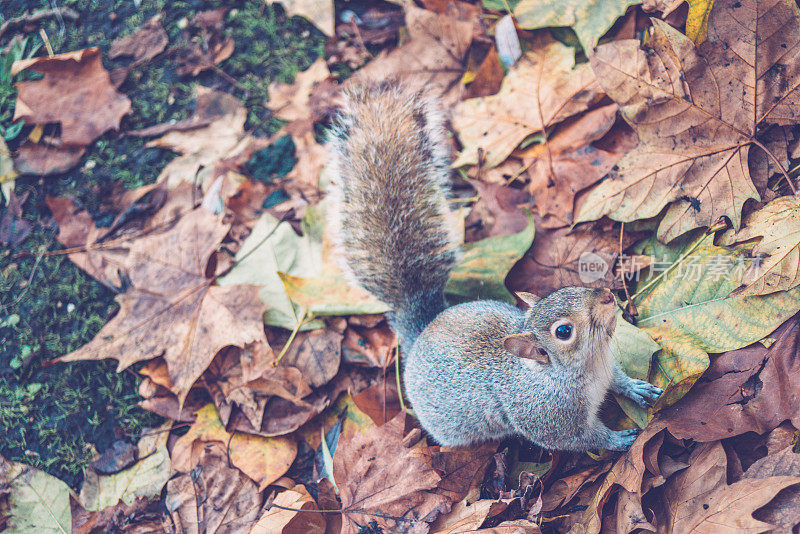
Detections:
[328, 82, 662, 451]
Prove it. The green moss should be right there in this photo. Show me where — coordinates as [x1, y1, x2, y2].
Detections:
[0, 0, 330, 489]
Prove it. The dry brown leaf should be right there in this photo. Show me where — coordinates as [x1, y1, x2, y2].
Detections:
[742, 446, 800, 532]
[506, 219, 637, 297]
[431, 498, 515, 533]
[251, 484, 326, 533]
[57, 204, 267, 405]
[453, 34, 603, 169]
[174, 9, 234, 76]
[464, 181, 531, 242]
[109, 14, 168, 65]
[342, 323, 396, 368]
[355, 3, 474, 107]
[656, 318, 800, 442]
[13, 142, 86, 175]
[0, 190, 31, 248]
[272, 0, 335, 36]
[660, 441, 800, 533]
[276, 328, 342, 388]
[148, 86, 248, 187]
[165, 442, 261, 533]
[351, 376, 402, 426]
[266, 58, 331, 123]
[12, 48, 131, 146]
[463, 46, 504, 100]
[334, 411, 451, 534]
[577, 0, 800, 241]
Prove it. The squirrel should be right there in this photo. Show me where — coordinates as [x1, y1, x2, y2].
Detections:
[328, 82, 662, 452]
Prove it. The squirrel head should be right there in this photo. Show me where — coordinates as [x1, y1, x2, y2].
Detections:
[503, 287, 617, 371]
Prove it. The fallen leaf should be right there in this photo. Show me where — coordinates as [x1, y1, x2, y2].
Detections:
[70, 496, 165, 534]
[342, 323, 396, 368]
[13, 142, 86, 176]
[660, 441, 800, 533]
[0, 137, 18, 201]
[0, 455, 72, 534]
[431, 498, 514, 533]
[266, 58, 331, 123]
[273, 0, 335, 35]
[109, 14, 168, 65]
[611, 313, 662, 428]
[577, 0, 800, 241]
[633, 234, 800, 406]
[0, 190, 31, 248]
[446, 212, 535, 303]
[351, 376, 403, 426]
[57, 205, 268, 405]
[506, 218, 636, 297]
[12, 48, 131, 146]
[686, 0, 713, 43]
[657, 318, 800, 441]
[218, 211, 325, 330]
[165, 442, 261, 533]
[79, 426, 172, 511]
[513, 0, 641, 52]
[148, 86, 248, 187]
[174, 9, 234, 76]
[719, 196, 800, 296]
[464, 180, 531, 242]
[453, 34, 603, 168]
[277, 328, 342, 388]
[355, 3, 474, 106]
[743, 445, 800, 532]
[251, 484, 327, 533]
[463, 46, 505, 100]
[334, 412, 450, 534]
[171, 404, 297, 490]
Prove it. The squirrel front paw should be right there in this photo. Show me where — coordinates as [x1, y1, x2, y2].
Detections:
[621, 379, 663, 408]
[606, 429, 639, 451]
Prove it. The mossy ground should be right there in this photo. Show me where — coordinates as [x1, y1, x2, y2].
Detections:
[0, 0, 324, 487]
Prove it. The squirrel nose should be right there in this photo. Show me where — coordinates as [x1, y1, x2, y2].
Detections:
[599, 288, 615, 305]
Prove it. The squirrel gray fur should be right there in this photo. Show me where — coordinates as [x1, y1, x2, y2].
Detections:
[328, 82, 662, 452]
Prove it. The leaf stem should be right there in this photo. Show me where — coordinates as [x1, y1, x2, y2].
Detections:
[274, 308, 307, 365]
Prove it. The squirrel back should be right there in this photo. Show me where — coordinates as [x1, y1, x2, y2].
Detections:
[328, 82, 460, 345]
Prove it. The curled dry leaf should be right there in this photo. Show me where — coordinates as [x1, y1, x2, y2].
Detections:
[578, 0, 800, 241]
[109, 14, 168, 65]
[742, 445, 800, 531]
[453, 34, 603, 169]
[656, 318, 800, 442]
[251, 484, 327, 533]
[148, 86, 248, 187]
[165, 442, 261, 534]
[57, 205, 268, 405]
[334, 412, 450, 534]
[12, 47, 131, 146]
[355, 3, 474, 107]
[660, 441, 800, 533]
[266, 58, 332, 124]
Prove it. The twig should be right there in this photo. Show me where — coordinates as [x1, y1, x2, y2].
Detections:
[0, 7, 78, 39]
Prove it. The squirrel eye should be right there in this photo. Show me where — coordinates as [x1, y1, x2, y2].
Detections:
[555, 324, 573, 340]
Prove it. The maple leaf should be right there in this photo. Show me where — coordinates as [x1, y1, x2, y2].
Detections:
[576, 0, 800, 242]
[57, 204, 268, 405]
[12, 48, 131, 146]
[661, 441, 800, 532]
[334, 412, 450, 534]
[356, 3, 474, 106]
[513, 0, 641, 52]
[452, 34, 604, 169]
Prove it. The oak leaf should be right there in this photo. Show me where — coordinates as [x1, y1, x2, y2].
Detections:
[577, 0, 800, 241]
[453, 34, 604, 169]
[58, 205, 268, 405]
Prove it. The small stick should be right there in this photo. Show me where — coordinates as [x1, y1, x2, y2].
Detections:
[0, 7, 79, 39]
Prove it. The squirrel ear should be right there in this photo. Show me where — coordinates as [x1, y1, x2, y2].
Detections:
[515, 292, 541, 308]
[503, 333, 549, 364]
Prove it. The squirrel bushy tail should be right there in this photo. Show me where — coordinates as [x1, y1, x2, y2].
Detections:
[329, 82, 460, 346]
